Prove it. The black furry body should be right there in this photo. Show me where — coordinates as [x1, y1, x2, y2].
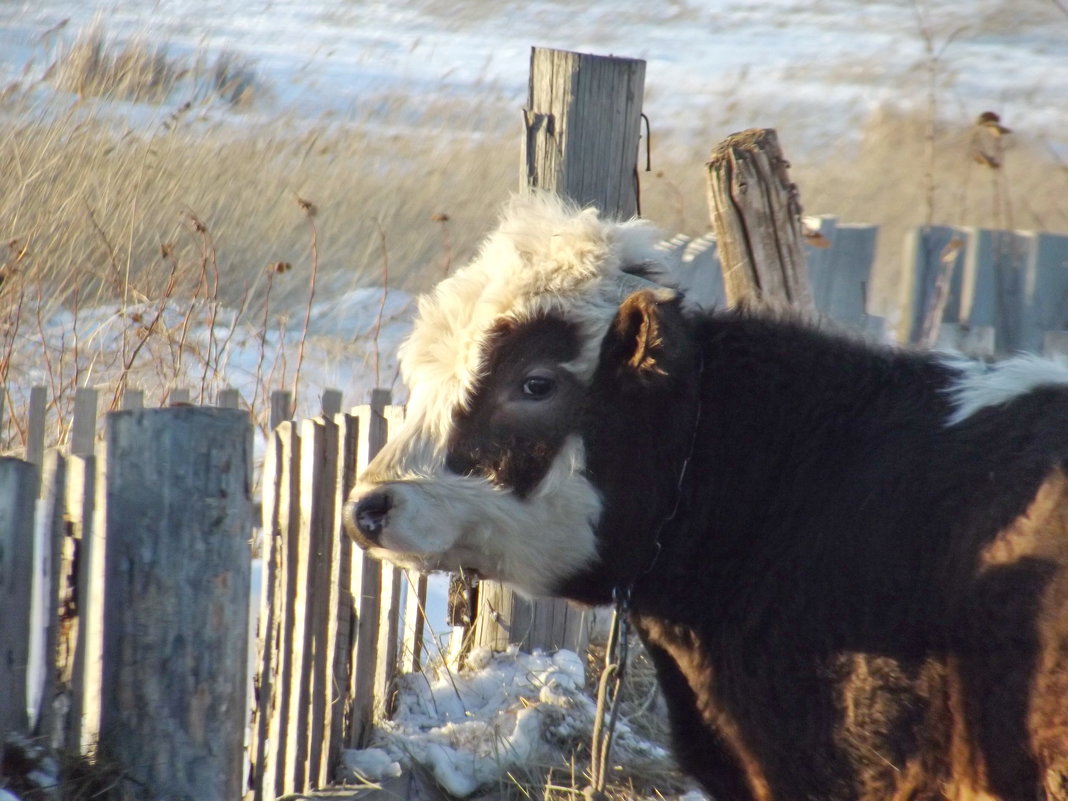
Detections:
[563, 299, 1068, 801]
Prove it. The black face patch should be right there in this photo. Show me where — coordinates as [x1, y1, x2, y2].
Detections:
[446, 316, 583, 497]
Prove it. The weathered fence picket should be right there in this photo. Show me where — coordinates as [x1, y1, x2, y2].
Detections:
[328, 410, 360, 776]
[30, 451, 66, 746]
[0, 457, 37, 738]
[120, 388, 144, 410]
[805, 217, 882, 334]
[27, 386, 46, 484]
[656, 219, 1066, 354]
[97, 407, 253, 799]
[706, 128, 815, 313]
[1029, 233, 1068, 352]
[351, 392, 403, 738]
[907, 224, 968, 346]
[63, 450, 95, 755]
[259, 420, 301, 798]
[402, 571, 430, 674]
[909, 226, 1068, 355]
[243, 388, 426, 800]
[1046, 330, 1068, 356]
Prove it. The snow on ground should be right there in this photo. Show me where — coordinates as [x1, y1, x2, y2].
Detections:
[6, 285, 415, 436]
[341, 646, 673, 798]
[2, 0, 1067, 152]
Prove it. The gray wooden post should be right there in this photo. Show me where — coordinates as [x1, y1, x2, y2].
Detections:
[97, 407, 253, 800]
[953, 228, 1034, 354]
[1026, 232, 1068, 353]
[522, 48, 646, 217]
[705, 129, 815, 312]
[270, 389, 292, 430]
[467, 48, 647, 658]
[0, 457, 37, 737]
[33, 450, 67, 743]
[905, 225, 969, 346]
[65, 451, 96, 754]
[27, 386, 47, 485]
[346, 390, 394, 747]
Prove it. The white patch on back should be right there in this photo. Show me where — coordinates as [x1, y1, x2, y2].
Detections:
[943, 353, 1068, 425]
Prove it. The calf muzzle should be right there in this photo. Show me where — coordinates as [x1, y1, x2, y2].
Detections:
[342, 489, 393, 548]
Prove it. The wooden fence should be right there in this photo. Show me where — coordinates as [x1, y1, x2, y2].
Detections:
[0, 385, 429, 801]
[245, 388, 429, 800]
[0, 390, 254, 799]
[657, 219, 1068, 357]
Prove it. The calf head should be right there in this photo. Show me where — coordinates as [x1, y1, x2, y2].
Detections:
[342, 193, 687, 597]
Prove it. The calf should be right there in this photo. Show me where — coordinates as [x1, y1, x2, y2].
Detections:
[344, 193, 1068, 801]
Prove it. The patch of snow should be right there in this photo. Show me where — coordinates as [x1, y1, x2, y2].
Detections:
[352, 646, 670, 798]
[2, 0, 1066, 152]
[338, 747, 403, 783]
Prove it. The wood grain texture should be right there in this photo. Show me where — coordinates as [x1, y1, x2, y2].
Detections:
[0, 457, 37, 737]
[706, 128, 814, 312]
[98, 407, 253, 800]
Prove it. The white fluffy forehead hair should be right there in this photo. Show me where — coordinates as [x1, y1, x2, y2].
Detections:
[399, 191, 664, 446]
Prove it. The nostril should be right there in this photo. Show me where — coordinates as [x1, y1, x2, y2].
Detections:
[349, 491, 393, 542]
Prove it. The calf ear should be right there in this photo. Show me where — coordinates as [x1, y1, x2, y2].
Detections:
[606, 288, 689, 383]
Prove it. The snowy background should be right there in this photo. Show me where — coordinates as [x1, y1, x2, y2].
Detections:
[3, 0, 1067, 152]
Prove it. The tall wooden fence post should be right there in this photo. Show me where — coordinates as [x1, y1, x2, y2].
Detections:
[348, 389, 396, 745]
[31, 450, 67, 743]
[705, 128, 814, 311]
[0, 457, 37, 737]
[65, 448, 96, 755]
[255, 419, 301, 800]
[469, 48, 647, 657]
[97, 407, 253, 800]
[522, 48, 646, 216]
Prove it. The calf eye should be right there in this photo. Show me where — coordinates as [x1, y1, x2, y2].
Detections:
[521, 375, 556, 399]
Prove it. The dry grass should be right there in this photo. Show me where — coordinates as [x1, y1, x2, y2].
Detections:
[0, 96, 513, 314]
[45, 21, 260, 106]
[3, 20, 1067, 442]
[0, 25, 516, 448]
